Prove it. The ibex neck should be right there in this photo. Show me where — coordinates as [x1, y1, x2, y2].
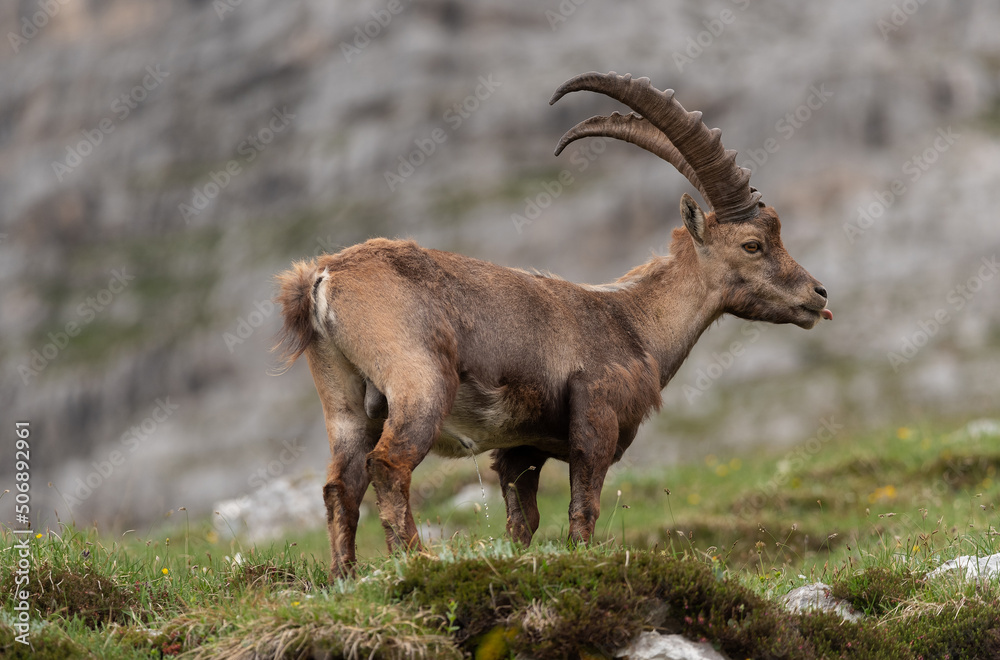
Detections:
[621, 239, 723, 389]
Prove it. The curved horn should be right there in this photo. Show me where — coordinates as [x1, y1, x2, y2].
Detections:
[554, 111, 711, 208]
[551, 71, 760, 223]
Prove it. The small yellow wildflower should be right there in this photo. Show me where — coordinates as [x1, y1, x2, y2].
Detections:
[897, 427, 912, 440]
[162, 568, 169, 575]
[715, 464, 729, 477]
[292, 601, 300, 607]
[728, 458, 742, 471]
[867, 485, 898, 504]
[35, 533, 42, 539]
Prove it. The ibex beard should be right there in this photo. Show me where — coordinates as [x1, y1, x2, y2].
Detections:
[274, 72, 831, 578]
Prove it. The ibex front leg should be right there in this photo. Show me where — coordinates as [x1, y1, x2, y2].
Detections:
[566, 382, 619, 544]
[366, 367, 458, 554]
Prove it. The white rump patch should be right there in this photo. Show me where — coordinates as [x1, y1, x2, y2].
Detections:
[312, 269, 332, 336]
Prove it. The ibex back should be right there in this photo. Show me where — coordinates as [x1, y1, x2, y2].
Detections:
[275, 72, 831, 578]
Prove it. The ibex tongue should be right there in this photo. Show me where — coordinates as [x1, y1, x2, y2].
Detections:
[820, 309, 833, 321]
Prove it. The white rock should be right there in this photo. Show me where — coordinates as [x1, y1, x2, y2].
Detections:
[782, 582, 862, 622]
[615, 632, 729, 660]
[213, 472, 343, 542]
[927, 553, 1000, 583]
[965, 419, 1000, 439]
[448, 482, 500, 510]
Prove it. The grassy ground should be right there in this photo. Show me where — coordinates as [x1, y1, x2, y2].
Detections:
[2, 420, 999, 658]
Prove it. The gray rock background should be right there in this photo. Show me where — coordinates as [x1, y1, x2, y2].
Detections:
[2, 0, 999, 531]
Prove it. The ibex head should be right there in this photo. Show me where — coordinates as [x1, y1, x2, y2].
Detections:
[551, 72, 831, 329]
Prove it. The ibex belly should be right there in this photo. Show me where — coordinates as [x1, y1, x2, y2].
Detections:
[433, 381, 562, 457]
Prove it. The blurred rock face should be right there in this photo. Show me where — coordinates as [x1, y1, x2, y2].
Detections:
[1, 0, 999, 530]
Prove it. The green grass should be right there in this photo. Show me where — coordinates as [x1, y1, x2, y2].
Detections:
[3, 420, 1000, 658]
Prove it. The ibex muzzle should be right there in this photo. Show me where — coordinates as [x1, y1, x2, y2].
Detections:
[275, 72, 829, 578]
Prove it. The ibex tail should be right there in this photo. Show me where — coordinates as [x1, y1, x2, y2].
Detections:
[273, 259, 326, 371]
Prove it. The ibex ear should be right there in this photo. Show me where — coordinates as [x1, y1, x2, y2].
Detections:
[680, 193, 706, 246]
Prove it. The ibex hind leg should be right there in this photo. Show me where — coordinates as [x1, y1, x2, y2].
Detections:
[492, 447, 549, 546]
[323, 415, 381, 579]
[366, 364, 459, 554]
[306, 349, 382, 579]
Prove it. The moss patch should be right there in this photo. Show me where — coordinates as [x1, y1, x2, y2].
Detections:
[896, 600, 1000, 660]
[0, 562, 170, 628]
[831, 566, 922, 617]
[395, 550, 812, 660]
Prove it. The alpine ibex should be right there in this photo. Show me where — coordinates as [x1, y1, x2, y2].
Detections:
[275, 72, 831, 577]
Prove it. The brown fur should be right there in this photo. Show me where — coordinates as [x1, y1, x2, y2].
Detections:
[274, 195, 828, 578]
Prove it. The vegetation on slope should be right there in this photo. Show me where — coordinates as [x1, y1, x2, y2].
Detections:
[2, 421, 998, 658]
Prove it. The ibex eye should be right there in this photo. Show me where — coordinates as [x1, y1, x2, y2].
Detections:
[743, 242, 760, 253]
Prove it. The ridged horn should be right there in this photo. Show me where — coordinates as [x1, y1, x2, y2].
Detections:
[554, 111, 711, 209]
[551, 71, 761, 223]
